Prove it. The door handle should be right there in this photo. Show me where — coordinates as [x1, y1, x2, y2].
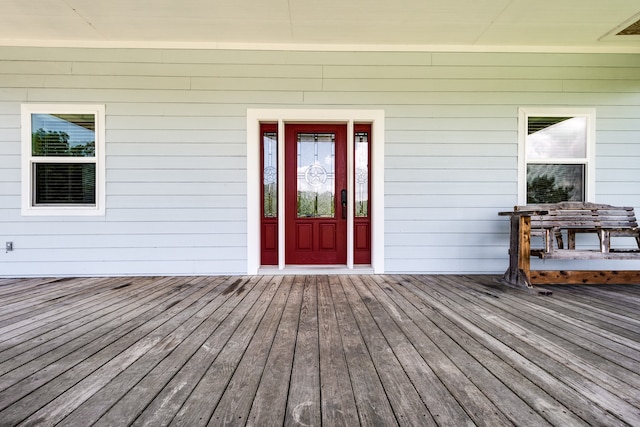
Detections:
[341, 189, 347, 219]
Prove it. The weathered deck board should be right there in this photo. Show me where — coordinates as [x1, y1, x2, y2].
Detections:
[332, 276, 398, 426]
[317, 275, 359, 426]
[409, 275, 636, 425]
[351, 275, 474, 425]
[129, 276, 267, 427]
[340, 276, 437, 426]
[0, 274, 639, 426]
[391, 275, 581, 426]
[374, 275, 555, 426]
[0, 277, 208, 384]
[246, 275, 302, 426]
[363, 275, 513, 426]
[209, 275, 293, 425]
[0, 277, 123, 323]
[0, 277, 188, 363]
[285, 276, 321, 427]
[438, 276, 640, 421]
[3, 277, 229, 426]
[58, 276, 240, 426]
[469, 277, 640, 377]
[169, 276, 282, 427]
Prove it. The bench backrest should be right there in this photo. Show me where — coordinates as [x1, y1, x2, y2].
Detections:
[514, 202, 638, 230]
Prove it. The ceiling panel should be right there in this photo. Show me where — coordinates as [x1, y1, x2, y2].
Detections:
[0, 0, 638, 51]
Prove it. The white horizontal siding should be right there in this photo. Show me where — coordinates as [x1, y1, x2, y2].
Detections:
[386, 130, 515, 145]
[386, 156, 514, 169]
[598, 157, 640, 169]
[0, 260, 246, 277]
[4, 221, 248, 235]
[72, 62, 324, 78]
[431, 52, 640, 67]
[386, 169, 516, 182]
[107, 156, 246, 170]
[108, 143, 245, 157]
[303, 91, 640, 106]
[597, 169, 640, 182]
[6, 233, 246, 248]
[103, 208, 246, 222]
[598, 143, 640, 157]
[1, 46, 640, 276]
[23, 88, 306, 104]
[385, 182, 514, 195]
[106, 170, 246, 184]
[324, 65, 640, 80]
[388, 143, 514, 157]
[107, 130, 246, 144]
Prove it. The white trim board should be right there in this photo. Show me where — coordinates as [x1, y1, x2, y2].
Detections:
[246, 109, 385, 275]
[2, 40, 640, 54]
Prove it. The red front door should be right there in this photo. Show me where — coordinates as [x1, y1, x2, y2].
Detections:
[285, 124, 347, 264]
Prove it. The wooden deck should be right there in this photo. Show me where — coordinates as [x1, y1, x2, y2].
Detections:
[0, 275, 639, 426]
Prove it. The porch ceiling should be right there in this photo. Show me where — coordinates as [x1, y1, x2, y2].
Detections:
[1, 0, 639, 52]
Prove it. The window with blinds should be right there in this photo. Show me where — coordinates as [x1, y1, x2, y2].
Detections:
[21, 105, 105, 216]
[519, 108, 595, 204]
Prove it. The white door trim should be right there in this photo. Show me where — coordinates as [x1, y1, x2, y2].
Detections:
[247, 108, 385, 275]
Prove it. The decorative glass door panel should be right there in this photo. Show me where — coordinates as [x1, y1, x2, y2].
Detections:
[354, 124, 371, 264]
[285, 124, 347, 264]
[297, 133, 335, 218]
[355, 131, 369, 217]
[260, 123, 278, 265]
[264, 131, 278, 217]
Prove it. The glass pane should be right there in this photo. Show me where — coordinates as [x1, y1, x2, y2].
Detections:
[297, 133, 335, 218]
[263, 131, 277, 218]
[526, 116, 587, 159]
[527, 164, 585, 203]
[355, 132, 369, 217]
[34, 163, 96, 205]
[32, 113, 96, 157]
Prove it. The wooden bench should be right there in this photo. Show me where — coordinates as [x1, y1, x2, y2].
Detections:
[499, 202, 640, 292]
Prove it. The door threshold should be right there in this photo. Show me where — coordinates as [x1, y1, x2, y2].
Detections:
[257, 265, 374, 275]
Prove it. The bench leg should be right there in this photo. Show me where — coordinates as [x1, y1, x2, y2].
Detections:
[599, 230, 610, 253]
[554, 229, 563, 250]
[502, 215, 551, 294]
[503, 215, 530, 286]
[568, 230, 576, 249]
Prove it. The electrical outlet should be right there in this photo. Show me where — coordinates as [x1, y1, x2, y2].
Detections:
[5, 242, 13, 252]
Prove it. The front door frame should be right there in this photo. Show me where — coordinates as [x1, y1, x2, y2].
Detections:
[247, 109, 385, 274]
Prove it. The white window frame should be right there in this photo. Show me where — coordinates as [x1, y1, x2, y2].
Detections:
[21, 104, 106, 216]
[518, 107, 596, 205]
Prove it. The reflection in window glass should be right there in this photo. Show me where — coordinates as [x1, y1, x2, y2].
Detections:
[526, 117, 586, 159]
[31, 114, 95, 157]
[297, 133, 335, 218]
[527, 164, 585, 203]
[263, 132, 277, 218]
[355, 132, 369, 217]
